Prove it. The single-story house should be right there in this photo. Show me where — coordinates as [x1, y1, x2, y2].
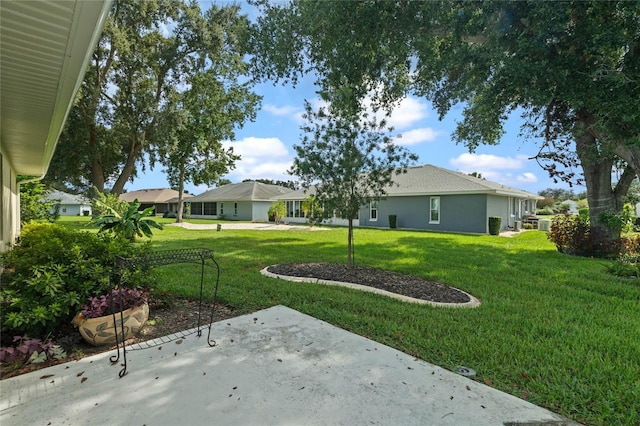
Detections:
[187, 181, 293, 221]
[119, 188, 193, 215]
[277, 164, 542, 234]
[44, 190, 92, 216]
[0, 0, 112, 253]
[273, 187, 356, 228]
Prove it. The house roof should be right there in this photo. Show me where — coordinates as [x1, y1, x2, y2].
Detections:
[189, 181, 293, 202]
[119, 188, 193, 204]
[385, 164, 542, 199]
[276, 164, 542, 200]
[1, 1, 112, 177]
[44, 190, 90, 206]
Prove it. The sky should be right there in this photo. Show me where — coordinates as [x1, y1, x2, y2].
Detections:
[126, 1, 584, 197]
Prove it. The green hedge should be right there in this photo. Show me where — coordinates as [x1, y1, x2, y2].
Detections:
[488, 216, 502, 235]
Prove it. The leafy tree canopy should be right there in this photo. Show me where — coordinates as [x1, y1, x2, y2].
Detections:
[46, 0, 257, 201]
[249, 0, 640, 243]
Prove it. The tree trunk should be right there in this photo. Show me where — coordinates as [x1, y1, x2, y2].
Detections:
[347, 218, 354, 267]
[176, 165, 186, 224]
[574, 112, 633, 248]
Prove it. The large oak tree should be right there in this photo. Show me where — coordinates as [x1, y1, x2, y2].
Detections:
[46, 0, 258, 199]
[249, 0, 640, 245]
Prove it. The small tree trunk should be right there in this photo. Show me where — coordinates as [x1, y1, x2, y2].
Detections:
[347, 217, 354, 267]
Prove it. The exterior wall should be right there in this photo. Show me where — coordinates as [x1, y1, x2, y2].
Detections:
[251, 201, 272, 221]
[487, 195, 509, 231]
[359, 194, 490, 234]
[56, 203, 92, 216]
[1, 152, 19, 253]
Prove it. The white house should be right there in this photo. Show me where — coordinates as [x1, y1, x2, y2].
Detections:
[44, 190, 92, 216]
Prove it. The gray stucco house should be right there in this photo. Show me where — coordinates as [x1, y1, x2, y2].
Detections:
[278, 164, 541, 234]
[188, 181, 293, 221]
[44, 190, 92, 216]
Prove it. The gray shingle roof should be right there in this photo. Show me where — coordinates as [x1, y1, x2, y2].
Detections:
[119, 188, 191, 203]
[275, 164, 541, 200]
[385, 164, 542, 199]
[43, 190, 90, 205]
[190, 181, 294, 202]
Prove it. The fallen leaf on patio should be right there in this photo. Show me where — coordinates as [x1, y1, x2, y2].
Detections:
[81, 377, 87, 383]
[483, 378, 493, 387]
[175, 339, 183, 345]
[77, 371, 84, 377]
[40, 375, 54, 379]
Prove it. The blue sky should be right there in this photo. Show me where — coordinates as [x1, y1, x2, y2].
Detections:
[127, 1, 582, 196]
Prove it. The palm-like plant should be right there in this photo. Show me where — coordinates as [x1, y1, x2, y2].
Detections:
[92, 199, 162, 241]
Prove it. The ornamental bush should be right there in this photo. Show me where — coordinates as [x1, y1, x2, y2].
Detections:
[0, 222, 151, 338]
[488, 216, 501, 235]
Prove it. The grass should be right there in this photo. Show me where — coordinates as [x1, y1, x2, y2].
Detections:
[67, 220, 640, 425]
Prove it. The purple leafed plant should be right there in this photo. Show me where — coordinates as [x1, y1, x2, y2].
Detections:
[0, 335, 54, 364]
[80, 287, 148, 319]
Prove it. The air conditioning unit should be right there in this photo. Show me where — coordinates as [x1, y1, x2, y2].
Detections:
[538, 219, 552, 231]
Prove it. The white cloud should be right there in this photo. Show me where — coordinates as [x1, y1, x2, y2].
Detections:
[385, 97, 429, 130]
[263, 104, 300, 117]
[395, 127, 442, 146]
[517, 172, 538, 183]
[222, 137, 293, 181]
[450, 153, 527, 170]
[449, 153, 539, 187]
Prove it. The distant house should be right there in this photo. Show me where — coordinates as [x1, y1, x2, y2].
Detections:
[277, 164, 542, 234]
[188, 181, 293, 221]
[119, 188, 193, 215]
[43, 190, 92, 216]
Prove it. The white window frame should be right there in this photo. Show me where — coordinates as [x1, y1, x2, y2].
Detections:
[369, 200, 378, 221]
[429, 196, 440, 224]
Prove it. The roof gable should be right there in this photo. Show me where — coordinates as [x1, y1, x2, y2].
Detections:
[119, 188, 192, 203]
[190, 181, 293, 202]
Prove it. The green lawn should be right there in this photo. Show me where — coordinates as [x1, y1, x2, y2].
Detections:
[74, 220, 640, 424]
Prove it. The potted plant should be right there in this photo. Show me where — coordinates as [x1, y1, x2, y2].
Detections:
[73, 287, 149, 346]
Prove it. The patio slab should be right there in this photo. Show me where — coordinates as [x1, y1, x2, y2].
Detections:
[1, 305, 577, 425]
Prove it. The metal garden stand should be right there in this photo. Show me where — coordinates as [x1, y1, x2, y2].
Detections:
[109, 248, 220, 378]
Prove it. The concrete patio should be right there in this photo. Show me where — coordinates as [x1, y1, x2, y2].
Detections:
[1, 305, 577, 425]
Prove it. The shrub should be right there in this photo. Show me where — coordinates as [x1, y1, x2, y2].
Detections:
[268, 200, 286, 224]
[578, 207, 589, 221]
[548, 214, 592, 256]
[488, 216, 501, 235]
[92, 199, 162, 241]
[537, 206, 554, 215]
[0, 222, 151, 337]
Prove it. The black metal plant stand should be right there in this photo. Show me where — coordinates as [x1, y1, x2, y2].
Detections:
[109, 248, 220, 378]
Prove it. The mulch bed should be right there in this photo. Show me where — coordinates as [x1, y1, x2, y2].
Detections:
[267, 263, 471, 304]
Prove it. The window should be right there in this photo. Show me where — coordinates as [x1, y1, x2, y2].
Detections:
[203, 202, 216, 215]
[285, 200, 303, 217]
[191, 202, 203, 215]
[220, 203, 224, 216]
[234, 202, 238, 215]
[369, 200, 378, 221]
[429, 197, 440, 224]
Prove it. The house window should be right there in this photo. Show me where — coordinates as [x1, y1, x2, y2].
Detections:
[429, 197, 440, 224]
[369, 200, 378, 221]
[234, 202, 238, 215]
[220, 203, 224, 216]
[191, 203, 202, 215]
[203, 202, 216, 215]
[285, 200, 304, 217]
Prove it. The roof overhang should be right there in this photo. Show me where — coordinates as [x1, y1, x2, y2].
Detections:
[1, 0, 112, 177]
